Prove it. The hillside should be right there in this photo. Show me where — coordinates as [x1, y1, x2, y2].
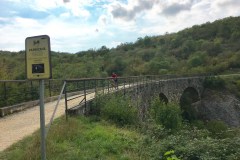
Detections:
[0, 16, 240, 80]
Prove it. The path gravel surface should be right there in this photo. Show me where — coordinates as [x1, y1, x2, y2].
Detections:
[0, 99, 66, 151]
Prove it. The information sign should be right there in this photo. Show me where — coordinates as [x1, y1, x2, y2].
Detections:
[25, 35, 51, 80]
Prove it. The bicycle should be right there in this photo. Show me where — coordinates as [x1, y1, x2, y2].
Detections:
[109, 78, 118, 90]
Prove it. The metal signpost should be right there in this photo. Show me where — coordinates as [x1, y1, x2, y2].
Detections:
[25, 35, 51, 160]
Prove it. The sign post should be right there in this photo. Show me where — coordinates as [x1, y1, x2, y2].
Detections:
[25, 35, 51, 160]
[39, 79, 46, 160]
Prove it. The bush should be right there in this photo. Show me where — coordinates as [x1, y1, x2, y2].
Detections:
[150, 98, 182, 130]
[90, 94, 106, 115]
[191, 120, 205, 129]
[205, 120, 228, 138]
[142, 125, 240, 160]
[93, 94, 138, 126]
[203, 76, 225, 89]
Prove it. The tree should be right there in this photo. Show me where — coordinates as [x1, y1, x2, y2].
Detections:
[187, 52, 207, 68]
[97, 46, 109, 56]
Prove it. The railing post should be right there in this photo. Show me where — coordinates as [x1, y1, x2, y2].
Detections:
[102, 79, 104, 94]
[107, 78, 110, 93]
[134, 77, 136, 87]
[131, 77, 135, 87]
[143, 76, 145, 85]
[150, 76, 153, 90]
[159, 75, 160, 87]
[49, 80, 52, 97]
[123, 78, 126, 95]
[129, 77, 131, 87]
[23, 82, 26, 100]
[4, 82, 6, 100]
[84, 80, 87, 113]
[30, 81, 33, 100]
[95, 79, 97, 95]
[137, 76, 139, 93]
[64, 80, 68, 121]
[77, 81, 79, 90]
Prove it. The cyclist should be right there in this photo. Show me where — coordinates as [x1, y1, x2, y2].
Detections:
[111, 72, 118, 89]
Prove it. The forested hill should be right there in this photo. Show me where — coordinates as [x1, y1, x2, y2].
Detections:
[0, 16, 240, 80]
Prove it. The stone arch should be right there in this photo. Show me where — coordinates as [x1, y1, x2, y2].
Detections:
[159, 93, 168, 104]
[180, 87, 200, 121]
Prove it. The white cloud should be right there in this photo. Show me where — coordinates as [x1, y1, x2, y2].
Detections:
[60, 12, 71, 18]
[109, 0, 157, 21]
[109, 40, 122, 48]
[23, 0, 92, 19]
[29, 0, 62, 11]
[98, 15, 108, 26]
[0, 0, 240, 53]
[64, 1, 91, 18]
[137, 0, 240, 35]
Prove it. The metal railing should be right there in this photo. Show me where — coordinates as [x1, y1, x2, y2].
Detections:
[0, 74, 212, 109]
[0, 79, 63, 108]
[63, 75, 179, 115]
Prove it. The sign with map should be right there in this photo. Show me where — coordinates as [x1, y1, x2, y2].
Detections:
[25, 35, 52, 80]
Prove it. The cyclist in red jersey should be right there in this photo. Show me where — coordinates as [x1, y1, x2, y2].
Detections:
[111, 72, 118, 88]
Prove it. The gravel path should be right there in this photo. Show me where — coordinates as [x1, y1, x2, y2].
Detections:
[0, 99, 66, 151]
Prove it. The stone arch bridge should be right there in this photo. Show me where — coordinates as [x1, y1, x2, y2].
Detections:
[0, 75, 207, 117]
[65, 75, 206, 116]
[134, 76, 205, 104]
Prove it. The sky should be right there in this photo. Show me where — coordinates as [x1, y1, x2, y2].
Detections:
[0, 0, 240, 53]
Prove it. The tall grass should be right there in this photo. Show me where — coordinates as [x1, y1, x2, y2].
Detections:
[0, 116, 145, 160]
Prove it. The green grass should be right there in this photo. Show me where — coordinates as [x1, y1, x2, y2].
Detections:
[1, 97, 240, 160]
[0, 116, 145, 160]
[1, 116, 240, 160]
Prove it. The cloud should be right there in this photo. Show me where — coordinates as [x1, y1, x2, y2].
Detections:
[20, 0, 92, 19]
[63, 0, 70, 3]
[211, 0, 240, 16]
[98, 15, 108, 26]
[216, 0, 240, 7]
[0, 0, 240, 53]
[136, 0, 240, 36]
[28, 0, 61, 11]
[161, 2, 192, 16]
[110, 0, 157, 21]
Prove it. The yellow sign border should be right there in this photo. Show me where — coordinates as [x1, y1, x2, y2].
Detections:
[25, 35, 52, 80]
